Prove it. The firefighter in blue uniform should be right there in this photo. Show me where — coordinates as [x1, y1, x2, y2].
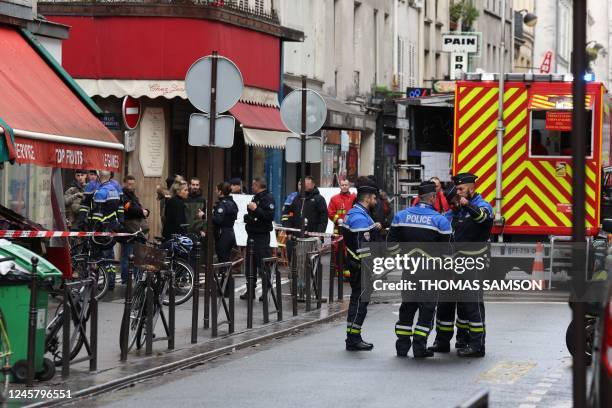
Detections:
[429, 173, 493, 358]
[387, 181, 452, 358]
[77, 173, 100, 230]
[341, 183, 379, 351]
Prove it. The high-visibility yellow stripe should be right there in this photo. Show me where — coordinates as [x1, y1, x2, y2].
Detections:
[458, 108, 498, 161]
[395, 330, 413, 336]
[539, 161, 571, 195]
[503, 145, 527, 174]
[504, 193, 556, 226]
[503, 90, 527, 120]
[514, 211, 539, 226]
[436, 326, 454, 332]
[459, 87, 485, 111]
[459, 88, 498, 128]
[503, 177, 570, 225]
[469, 327, 485, 333]
[586, 166, 596, 184]
[502, 87, 519, 103]
[502, 125, 527, 155]
[504, 108, 527, 138]
[413, 330, 428, 337]
[462, 137, 497, 170]
[503, 160, 526, 186]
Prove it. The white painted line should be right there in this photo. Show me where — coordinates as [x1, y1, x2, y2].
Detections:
[518, 404, 536, 408]
[525, 396, 542, 403]
[535, 382, 554, 388]
[531, 388, 548, 395]
[548, 372, 563, 378]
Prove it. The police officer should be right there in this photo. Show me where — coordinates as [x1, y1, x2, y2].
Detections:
[341, 183, 379, 351]
[430, 173, 493, 358]
[387, 181, 452, 358]
[211, 182, 238, 263]
[77, 170, 100, 230]
[242, 177, 276, 300]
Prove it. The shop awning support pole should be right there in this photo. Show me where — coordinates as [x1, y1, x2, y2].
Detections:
[570, 2, 587, 407]
[494, 0, 506, 242]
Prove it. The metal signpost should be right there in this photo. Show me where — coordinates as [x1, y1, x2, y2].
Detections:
[280, 76, 327, 237]
[185, 51, 243, 340]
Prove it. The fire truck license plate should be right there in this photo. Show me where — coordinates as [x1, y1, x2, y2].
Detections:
[506, 247, 536, 256]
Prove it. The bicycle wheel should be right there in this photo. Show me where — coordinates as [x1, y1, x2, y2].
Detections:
[163, 260, 194, 306]
[45, 303, 85, 367]
[124, 282, 147, 352]
[136, 276, 167, 350]
[0, 311, 11, 402]
[93, 263, 111, 300]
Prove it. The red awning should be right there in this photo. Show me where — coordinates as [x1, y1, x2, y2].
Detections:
[0, 26, 123, 171]
[229, 102, 291, 149]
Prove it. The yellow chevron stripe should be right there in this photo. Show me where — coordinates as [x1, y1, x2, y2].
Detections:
[503, 124, 527, 155]
[459, 88, 498, 128]
[475, 160, 497, 194]
[586, 166, 596, 184]
[504, 108, 527, 137]
[539, 161, 572, 195]
[503, 90, 527, 120]
[458, 99, 498, 143]
[503, 179, 564, 225]
[462, 137, 497, 170]
[503, 87, 519, 103]
[514, 211, 539, 226]
[458, 121, 497, 163]
[503, 146, 527, 177]
[525, 163, 571, 205]
[459, 87, 485, 111]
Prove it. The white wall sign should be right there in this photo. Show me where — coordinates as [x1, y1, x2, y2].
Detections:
[138, 107, 165, 177]
[442, 34, 479, 53]
[450, 53, 469, 80]
[231, 194, 278, 248]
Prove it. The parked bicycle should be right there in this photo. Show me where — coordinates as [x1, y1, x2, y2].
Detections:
[0, 309, 11, 403]
[70, 237, 117, 300]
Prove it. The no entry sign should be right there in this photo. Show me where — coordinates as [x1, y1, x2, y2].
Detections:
[122, 96, 142, 130]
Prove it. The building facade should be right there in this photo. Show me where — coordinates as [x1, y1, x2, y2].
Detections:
[470, 0, 514, 73]
[512, 0, 535, 72]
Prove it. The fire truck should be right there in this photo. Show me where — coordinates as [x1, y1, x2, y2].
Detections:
[452, 73, 612, 281]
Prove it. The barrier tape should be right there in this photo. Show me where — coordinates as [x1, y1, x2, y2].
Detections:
[273, 225, 339, 239]
[0, 230, 134, 238]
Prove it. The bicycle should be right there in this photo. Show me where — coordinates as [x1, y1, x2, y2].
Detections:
[0, 309, 11, 403]
[159, 234, 195, 306]
[70, 237, 117, 300]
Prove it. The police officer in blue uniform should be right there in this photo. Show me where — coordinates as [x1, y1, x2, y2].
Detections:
[77, 172, 100, 230]
[430, 173, 493, 358]
[387, 181, 452, 358]
[341, 183, 379, 351]
[212, 182, 238, 263]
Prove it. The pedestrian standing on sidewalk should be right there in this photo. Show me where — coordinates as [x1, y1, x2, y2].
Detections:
[341, 183, 378, 351]
[328, 178, 355, 281]
[286, 176, 327, 234]
[121, 175, 149, 284]
[64, 169, 87, 230]
[242, 177, 275, 300]
[162, 182, 188, 241]
[185, 177, 206, 235]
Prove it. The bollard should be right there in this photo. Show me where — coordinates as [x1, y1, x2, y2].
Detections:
[247, 239, 254, 329]
[261, 261, 269, 324]
[305, 251, 311, 312]
[328, 242, 335, 303]
[203, 240, 210, 330]
[26, 257, 39, 387]
[291, 239, 298, 316]
[168, 269, 176, 350]
[316, 255, 323, 309]
[211, 264, 218, 338]
[228, 274, 235, 334]
[191, 241, 201, 344]
[61, 280, 71, 378]
[275, 262, 283, 321]
[337, 240, 344, 301]
[145, 271, 153, 355]
[89, 265, 98, 372]
[120, 255, 134, 361]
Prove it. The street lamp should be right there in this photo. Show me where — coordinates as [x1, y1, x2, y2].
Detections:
[517, 9, 538, 27]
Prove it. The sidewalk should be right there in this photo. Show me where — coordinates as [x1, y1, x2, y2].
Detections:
[9, 255, 349, 407]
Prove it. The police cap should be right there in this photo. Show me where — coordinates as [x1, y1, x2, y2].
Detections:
[445, 185, 457, 201]
[418, 181, 437, 195]
[357, 185, 378, 195]
[452, 172, 478, 185]
[229, 178, 242, 186]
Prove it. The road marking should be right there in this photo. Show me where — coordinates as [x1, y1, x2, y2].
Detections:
[524, 396, 542, 402]
[531, 388, 548, 395]
[535, 382, 553, 388]
[477, 361, 537, 385]
[518, 404, 536, 408]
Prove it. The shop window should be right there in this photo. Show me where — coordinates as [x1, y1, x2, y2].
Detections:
[529, 110, 593, 158]
[0, 164, 55, 228]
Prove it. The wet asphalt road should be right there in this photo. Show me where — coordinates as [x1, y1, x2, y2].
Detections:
[89, 301, 575, 408]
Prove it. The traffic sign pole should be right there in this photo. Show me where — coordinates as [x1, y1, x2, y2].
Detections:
[300, 75, 307, 238]
[204, 51, 219, 331]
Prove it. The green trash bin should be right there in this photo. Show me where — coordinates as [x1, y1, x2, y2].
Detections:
[0, 240, 62, 383]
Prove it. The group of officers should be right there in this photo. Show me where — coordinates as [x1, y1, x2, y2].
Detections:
[340, 172, 493, 358]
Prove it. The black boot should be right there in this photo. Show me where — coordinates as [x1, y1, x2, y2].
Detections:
[428, 340, 450, 353]
[455, 341, 468, 350]
[457, 345, 485, 358]
[346, 336, 374, 351]
[239, 288, 255, 300]
[412, 337, 434, 358]
[396, 339, 411, 357]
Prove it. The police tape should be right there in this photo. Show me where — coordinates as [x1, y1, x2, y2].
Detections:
[273, 225, 339, 239]
[0, 230, 135, 239]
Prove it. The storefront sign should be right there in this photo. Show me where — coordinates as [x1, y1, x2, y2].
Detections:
[442, 34, 479, 53]
[546, 111, 572, 131]
[139, 107, 165, 177]
[13, 137, 122, 171]
[432, 81, 456, 94]
[406, 87, 432, 98]
[100, 113, 121, 130]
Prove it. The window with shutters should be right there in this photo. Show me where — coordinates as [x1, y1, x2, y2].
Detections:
[255, 0, 264, 14]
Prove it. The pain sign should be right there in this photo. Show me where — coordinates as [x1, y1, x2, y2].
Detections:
[442, 34, 479, 53]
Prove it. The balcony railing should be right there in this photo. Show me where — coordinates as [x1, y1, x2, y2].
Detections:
[37, 0, 280, 24]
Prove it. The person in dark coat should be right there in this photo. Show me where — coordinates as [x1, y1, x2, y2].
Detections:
[199, 182, 238, 263]
[162, 182, 188, 240]
[286, 176, 328, 234]
[121, 175, 149, 284]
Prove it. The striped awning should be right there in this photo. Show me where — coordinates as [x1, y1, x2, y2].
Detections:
[528, 94, 594, 110]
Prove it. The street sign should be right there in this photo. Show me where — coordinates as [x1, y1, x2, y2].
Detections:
[285, 136, 322, 163]
[188, 113, 235, 148]
[185, 55, 243, 114]
[450, 53, 468, 80]
[442, 34, 479, 53]
[280, 89, 327, 135]
[122, 96, 142, 130]
[124, 130, 136, 152]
